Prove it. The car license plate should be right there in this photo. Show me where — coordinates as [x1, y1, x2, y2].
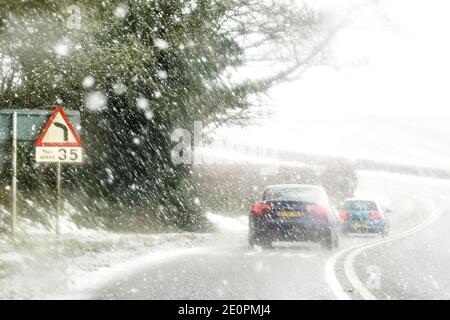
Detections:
[354, 223, 367, 229]
[278, 211, 303, 217]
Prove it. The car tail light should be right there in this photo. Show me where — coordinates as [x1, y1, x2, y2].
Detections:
[370, 210, 381, 219]
[251, 202, 272, 215]
[339, 210, 350, 220]
[307, 204, 328, 218]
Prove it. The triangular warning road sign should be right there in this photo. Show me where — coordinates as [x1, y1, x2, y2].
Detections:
[35, 105, 81, 147]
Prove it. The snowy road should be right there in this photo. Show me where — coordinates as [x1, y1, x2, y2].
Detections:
[89, 171, 450, 300]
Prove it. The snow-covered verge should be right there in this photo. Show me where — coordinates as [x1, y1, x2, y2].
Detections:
[0, 212, 245, 299]
[0, 232, 212, 299]
[206, 212, 248, 233]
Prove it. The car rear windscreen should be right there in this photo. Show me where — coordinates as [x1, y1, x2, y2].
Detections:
[263, 187, 327, 203]
[343, 201, 378, 211]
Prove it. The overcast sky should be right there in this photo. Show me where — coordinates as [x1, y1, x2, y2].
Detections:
[213, 0, 450, 170]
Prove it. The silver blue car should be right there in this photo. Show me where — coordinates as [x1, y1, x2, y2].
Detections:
[339, 198, 390, 235]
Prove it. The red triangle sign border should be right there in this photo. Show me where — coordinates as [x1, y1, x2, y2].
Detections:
[35, 105, 82, 147]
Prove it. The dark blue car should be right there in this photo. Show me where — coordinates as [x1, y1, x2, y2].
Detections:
[248, 184, 339, 250]
[339, 199, 390, 235]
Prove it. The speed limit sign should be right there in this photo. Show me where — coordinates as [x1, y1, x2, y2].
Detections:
[35, 146, 82, 163]
[35, 106, 82, 163]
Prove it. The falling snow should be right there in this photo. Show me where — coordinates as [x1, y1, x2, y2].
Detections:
[85, 91, 107, 111]
[154, 38, 169, 50]
[0, 0, 449, 302]
[136, 97, 149, 110]
[112, 83, 127, 95]
[54, 43, 69, 56]
[83, 76, 95, 89]
[114, 5, 128, 19]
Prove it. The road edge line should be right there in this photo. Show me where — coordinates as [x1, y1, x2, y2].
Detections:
[343, 206, 442, 300]
[324, 244, 356, 300]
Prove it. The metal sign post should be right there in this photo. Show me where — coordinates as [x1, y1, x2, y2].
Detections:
[56, 163, 61, 235]
[11, 112, 17, 236]
[0, 107, 81, 236]
[34, 106, 82, 235]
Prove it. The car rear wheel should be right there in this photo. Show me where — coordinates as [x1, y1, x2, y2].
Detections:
[259, 239, 272, 249]
[381, 225, 390, 236]
[320, 228, 338, 250]
[249, 232, 272, 249]
[249, 235, 255, 247]
[333, 232, 339, 248]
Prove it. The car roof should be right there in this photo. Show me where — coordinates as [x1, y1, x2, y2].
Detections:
[262, 184, 329, 203]
[343, 198, 380, 205]
[264, 184, 324, 190]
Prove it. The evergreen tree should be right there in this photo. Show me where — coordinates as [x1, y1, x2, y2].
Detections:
[0, 0, 325, 230]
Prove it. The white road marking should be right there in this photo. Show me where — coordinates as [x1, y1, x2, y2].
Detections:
[325, 205, 442, 300]
[325, 242, 360, 300]
[344, 206, 441, 300]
